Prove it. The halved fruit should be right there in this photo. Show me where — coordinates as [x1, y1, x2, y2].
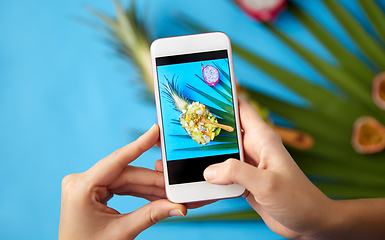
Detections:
[351, 116, 385, 154]
[372, 72, 385, 110]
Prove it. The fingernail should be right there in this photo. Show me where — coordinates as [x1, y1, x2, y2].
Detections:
[169, 209, 185, 217]
[204, 165, 217, 181]
[147, 124, 157, 132]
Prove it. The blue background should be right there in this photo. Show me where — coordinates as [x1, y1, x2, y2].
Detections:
[1, 0, 383, 239]
[157, 58, 239, 160]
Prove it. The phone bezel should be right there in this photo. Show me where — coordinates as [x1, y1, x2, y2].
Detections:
[150, 32, 245, 203]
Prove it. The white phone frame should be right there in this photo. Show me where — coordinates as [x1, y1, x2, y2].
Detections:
[151, 32, 245, 203]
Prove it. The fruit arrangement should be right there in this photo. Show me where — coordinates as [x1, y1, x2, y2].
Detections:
[162, 75, 233, 145]
[179, 102, 221, 145]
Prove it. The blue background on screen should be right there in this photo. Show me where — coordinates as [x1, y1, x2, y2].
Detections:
[157, 58, 239, 161]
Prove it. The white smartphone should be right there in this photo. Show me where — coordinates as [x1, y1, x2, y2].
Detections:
[151, 32, 245, 203]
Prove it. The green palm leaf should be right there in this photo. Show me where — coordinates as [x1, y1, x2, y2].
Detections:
[315, 182, 385, 199]
[91, 1, 153, 93]
[244, 90, 352, 140]
[287, 2, 375, 84]
[174, 143, 238, 151]
[358, 0, 385, 44]
[234, 43, 385, 128]
[265, 24, 372, 107]
[265, 24, 385, 121]
[212, 61, 233, 95]
[194, 74, 233, 103]
[321, 0, 385, 69]
[231, 43, 346, 107]
[186, 84, 234, 113]
[247, 89, 385, 175]
[293, 151, 385, 187]
[166, 210, 261, 222]
[208, 107, 235, 122]
[170, 134, 237, 143]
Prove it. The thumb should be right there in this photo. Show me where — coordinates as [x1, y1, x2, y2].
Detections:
[117, 199, 186, 239]
[204, 159, 266, 194]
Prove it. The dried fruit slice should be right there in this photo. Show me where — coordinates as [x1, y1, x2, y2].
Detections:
[372, 72, 385, 110]
[351, 116, 385, 154]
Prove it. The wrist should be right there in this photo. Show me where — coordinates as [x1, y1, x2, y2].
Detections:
[309, 199, 350, 240]
[303, 197, 338, 240]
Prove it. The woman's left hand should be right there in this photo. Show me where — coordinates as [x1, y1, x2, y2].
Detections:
[59, 125, 186, 240]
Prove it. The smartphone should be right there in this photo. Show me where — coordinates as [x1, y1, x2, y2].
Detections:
[151, 32, 245, 203]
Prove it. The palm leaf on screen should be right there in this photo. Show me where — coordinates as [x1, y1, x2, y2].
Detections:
[161, 73, 237, 148]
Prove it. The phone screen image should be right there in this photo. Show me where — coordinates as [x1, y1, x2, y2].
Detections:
[156, 50, 241, 185]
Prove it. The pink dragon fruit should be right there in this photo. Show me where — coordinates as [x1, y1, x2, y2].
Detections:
[234, 0, 287, 22]
[201, 64, 219, 86]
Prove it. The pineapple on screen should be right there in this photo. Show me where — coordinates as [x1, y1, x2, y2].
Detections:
[162, 76, 222, 145]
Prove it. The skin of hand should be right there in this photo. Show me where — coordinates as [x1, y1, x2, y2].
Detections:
[59, 125, 187, 240]
[204, 99, 334, 240]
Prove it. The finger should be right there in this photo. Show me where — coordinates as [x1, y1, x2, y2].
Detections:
[110, 184, 166, 199]
[184, 200, 217, 209]
[100, 190, 114, 205]
[117, 199, 187, 239]
[244, 153, 257, 167]
[238, 98, 269, 133]
[154, 159, 164, 172]
[114, 191, 164, 202]
[155, 140, 161, 148]
[204, 158, 267, 194]
[108, 165, 164, 189]
[239, 99, 283, 164]
[85, 124, 160, 186]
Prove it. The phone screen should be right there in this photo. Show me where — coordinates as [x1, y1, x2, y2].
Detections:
[156, 50, 241, 185]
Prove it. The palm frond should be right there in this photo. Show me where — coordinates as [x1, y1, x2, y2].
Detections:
[91, 1, 153, 93]
[166, 210, 261, 222]
[321, 0, 385, 69]
[265, 24, 385, 122]
[212, 61, 233, 95]
[287, 2, 375, 84]
[265, 24, 372, 107]
[358, 0, 385, 44]
[186, 84, 234, 114]
[231, 43, 345, 107]
[174, 143, 238, 151]
[194, 74, 233, 104]
[170, 134, 237, 143]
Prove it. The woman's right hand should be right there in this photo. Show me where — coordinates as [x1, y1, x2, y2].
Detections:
[204, 99, 333, 240]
